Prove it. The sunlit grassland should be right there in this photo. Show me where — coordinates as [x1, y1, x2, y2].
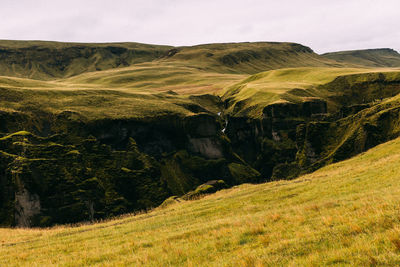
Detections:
[60, 61, 247, 95]
[2, 136, 400, 266]
[222, 67, 400, 117]
[0, 41, 349, 96]
[0, 61, 246, 119]
[0, 61, 243, 119]
[3, 66, 400, 120]
[0, 63, 246, 95]
[0, 87, 223, 120]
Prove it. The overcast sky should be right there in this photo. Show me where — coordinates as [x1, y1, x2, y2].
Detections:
[0, 0, 399, 54]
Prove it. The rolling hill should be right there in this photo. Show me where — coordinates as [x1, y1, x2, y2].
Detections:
[220, 67, 400, 180]
[322, 48, 400, 68]
[1, 40, 400, 229]
[2, 135, 400, 266]
[0, 40, 342, 80]
[0, 40, 346, 96]
[222, 67, 400, 118]
[0, 40, 172, 80]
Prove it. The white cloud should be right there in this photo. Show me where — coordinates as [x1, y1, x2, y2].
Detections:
[0, 0, 398, 53]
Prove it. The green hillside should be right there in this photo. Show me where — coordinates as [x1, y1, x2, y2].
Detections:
[2, 136, 400, 266]
[0, 40, 342, 82]
[220, 67, 400, 181]
[0, 40, 346, 96]
[161, 42, 344, 74]
[1, 40, 400, 229]
[322, 48, 400, 68]
[222, 67, 400, 118]
[0, 40, 172, 80]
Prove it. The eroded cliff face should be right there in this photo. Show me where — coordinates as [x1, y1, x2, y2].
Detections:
[224, 78, 400, 180]
[14, 188, 41, 228]
[296, 101, 400, 173]
[225, 98, 328, 178]
[0, 109, 260, 227]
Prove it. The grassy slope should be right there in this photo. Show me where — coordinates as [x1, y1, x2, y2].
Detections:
[0, 40, 341, 80]
[2, 136, 400, 266]
[2, 66, 400, 124]
[163, 42, 344, 74]
[59, 61, 247, 95]
[0, 87, 224, 120]
[0, 40, 344, 92]
[0, 41, 349, 120]
[0, 62, 244, 119]
[222, 67, 400, 117]
[322, 48, 400, 68]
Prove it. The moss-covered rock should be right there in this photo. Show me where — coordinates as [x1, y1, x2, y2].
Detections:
[0, 131, 171, 226]
[159, 196, 183, 208]
[182, 180, 228, 200]
[271, 162, 301, 180]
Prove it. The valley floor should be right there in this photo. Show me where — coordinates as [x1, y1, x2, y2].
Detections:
[2, 136, 400, 266]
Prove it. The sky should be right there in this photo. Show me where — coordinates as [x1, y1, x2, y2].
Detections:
[0, 0, 399, 54]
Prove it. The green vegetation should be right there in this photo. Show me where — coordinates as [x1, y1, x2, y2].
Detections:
[0, 86, 220, 120]
[296, 89, 400, 169]
[3, 136, 400, 265]
[221, 67, 400, 181]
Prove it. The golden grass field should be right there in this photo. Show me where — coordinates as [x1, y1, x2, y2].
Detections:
[2, 135, 400, 266]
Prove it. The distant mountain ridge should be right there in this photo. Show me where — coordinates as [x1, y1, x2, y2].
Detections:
[0, 40, 172, 80]
[322, 48, 400, 68]
[159, 42, 343, 74]
[0, 40, 342, 79]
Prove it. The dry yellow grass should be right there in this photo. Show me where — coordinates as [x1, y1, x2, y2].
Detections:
[2, 136, 400, 266]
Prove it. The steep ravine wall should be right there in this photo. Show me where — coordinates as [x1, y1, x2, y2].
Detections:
[224, 75, 400, 180]
[0, 111, 260, 227]
[225, 98, 328, 179]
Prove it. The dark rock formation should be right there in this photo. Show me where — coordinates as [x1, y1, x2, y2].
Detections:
[0, 110, 260, 227]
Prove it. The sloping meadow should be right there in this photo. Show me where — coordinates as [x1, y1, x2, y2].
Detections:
[2, 135, 400, 265]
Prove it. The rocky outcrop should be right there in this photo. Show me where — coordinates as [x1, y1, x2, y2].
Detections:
[184, 114, 225, 159]
[262, 98, 327, 118]
[188, 137, 224, 159]
[182, 180, 228, 200]
[14, 188, 41, 228]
